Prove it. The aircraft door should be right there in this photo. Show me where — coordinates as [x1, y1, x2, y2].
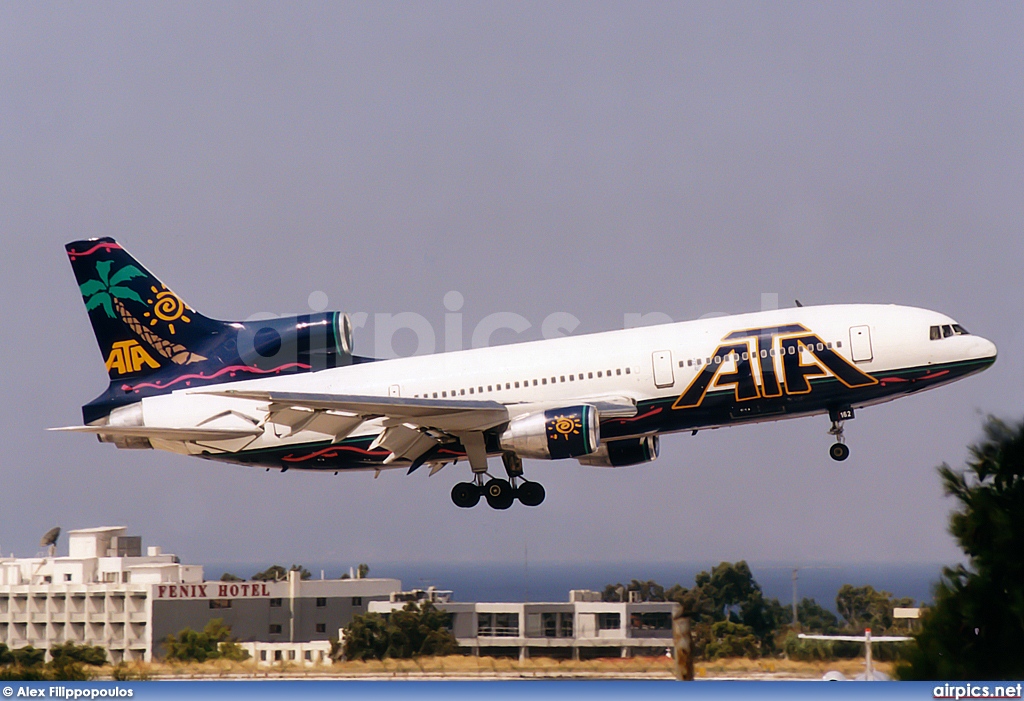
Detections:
[849, 326, 873, 363]
[652, 350, 675, 388]
[389, 384, 401, 397]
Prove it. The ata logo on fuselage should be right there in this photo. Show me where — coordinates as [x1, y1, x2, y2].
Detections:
[105, 339, 161, 376]
[672, 324, 877, 410]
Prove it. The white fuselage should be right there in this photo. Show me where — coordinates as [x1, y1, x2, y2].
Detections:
[131, 304, 996, 465]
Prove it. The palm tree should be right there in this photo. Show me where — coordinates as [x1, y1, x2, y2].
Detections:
[79, 260, 204, 365]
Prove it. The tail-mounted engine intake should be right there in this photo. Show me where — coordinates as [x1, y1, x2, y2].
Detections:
[576, 435, 659, 467]
[499, 405, 600, 460]
[237, 311, 353, 372]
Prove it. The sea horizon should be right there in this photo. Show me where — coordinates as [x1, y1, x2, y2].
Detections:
[200, 559, 957, 613]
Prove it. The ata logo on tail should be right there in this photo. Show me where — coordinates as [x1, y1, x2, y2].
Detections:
[105, 340, 160, 375]
[672, 324, 877, 409]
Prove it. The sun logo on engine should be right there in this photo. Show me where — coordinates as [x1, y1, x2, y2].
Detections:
[548, 415, 582, 441]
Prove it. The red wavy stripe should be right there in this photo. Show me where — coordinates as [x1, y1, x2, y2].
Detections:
[67, 242, 123, 257]
[282, 445, 390, 463]
[124, 362, 311, 391]
[919, 370, 950, 381]
[612, 407, 663, 424]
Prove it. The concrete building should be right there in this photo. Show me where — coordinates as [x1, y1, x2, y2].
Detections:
[0, 526, 400, 663]
[237, 640, 333, 667]
[369, 589, 678, 660]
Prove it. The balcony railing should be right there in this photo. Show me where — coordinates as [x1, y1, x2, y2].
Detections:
[476, 626, 520, 638]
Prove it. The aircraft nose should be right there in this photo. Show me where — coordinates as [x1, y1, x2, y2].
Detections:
[973, 336, 998, 361]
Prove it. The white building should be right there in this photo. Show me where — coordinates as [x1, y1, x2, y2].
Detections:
[370, 589, 679, 660]
[0, 527, 400, 663]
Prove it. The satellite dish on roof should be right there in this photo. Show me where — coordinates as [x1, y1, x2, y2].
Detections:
[40, 527, 60, 556]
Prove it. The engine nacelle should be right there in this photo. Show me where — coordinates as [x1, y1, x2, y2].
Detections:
[236, 311, 353, 371]
[499, 405, 600, 460]
[576, 435, 660, 467]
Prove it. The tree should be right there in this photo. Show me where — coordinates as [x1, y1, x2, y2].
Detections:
[46, 643, 106, 681]
[782, 631, 835, 661]
[357, 564, 370, 579]
[48, 643, 107, 667]
[697, 561, 762, 617]
[252, 564, 311, 581]
[602, 579, 665, 602]
[835, 584, 913, 633]
[342, 602, 458, 661]
[794, 598, 840, 634]
[692, 561, 785, 654]
[662, 562, 784, 657]
[0, 644, 102, 682]
[220, 572, 244, 582]
[898, 416, 1024, 680]
[253, 565, 287, 581]
[12, 647, 44, 668]
[343, 612, 391, 661]
[704, 621, 759, 659]
[163, 618, 249, 662]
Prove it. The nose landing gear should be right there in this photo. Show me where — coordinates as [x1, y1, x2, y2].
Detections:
[828, 406, 854, 461]
[829, 441, 850, 461]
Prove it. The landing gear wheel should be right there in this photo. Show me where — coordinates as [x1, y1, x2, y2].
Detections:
[516, 481, 546, 507]
[484, 478, 515, 510]
[451, 482, 481, 508]
[829, 442, 850, 461]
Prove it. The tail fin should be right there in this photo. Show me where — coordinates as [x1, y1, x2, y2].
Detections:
[65, 238, 224, 382]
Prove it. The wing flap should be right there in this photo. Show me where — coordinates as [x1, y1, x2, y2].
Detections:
[206, 390, 509, 432]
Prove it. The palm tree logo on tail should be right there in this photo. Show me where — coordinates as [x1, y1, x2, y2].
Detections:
[79, 260, 207, 366]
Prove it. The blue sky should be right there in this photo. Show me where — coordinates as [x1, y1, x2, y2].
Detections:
[1, 2, 1022, 571]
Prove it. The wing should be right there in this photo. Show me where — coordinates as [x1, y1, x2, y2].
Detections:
[798, 634, 913, 643]
[205, 389, 511, 470]
[49, 425, 263, 441]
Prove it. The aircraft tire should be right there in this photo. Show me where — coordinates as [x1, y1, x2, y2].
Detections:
[484, 478, 515, 510]
[451, 482, 481, 508]
[516, 481, 546, 507]
[829, 443, 850, 461]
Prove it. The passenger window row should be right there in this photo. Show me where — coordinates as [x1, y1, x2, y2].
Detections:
[412, 367, 632, 399]
[677, 341, 843, 369]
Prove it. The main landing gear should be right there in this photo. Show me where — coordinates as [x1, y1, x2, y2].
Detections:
[450, 452, 546, 509]
[828, 406, 854, 461]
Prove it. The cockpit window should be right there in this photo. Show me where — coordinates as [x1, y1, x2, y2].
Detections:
[931, 323, 971, 340]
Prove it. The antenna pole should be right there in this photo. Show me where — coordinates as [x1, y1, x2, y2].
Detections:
[792, 569, 798, 628]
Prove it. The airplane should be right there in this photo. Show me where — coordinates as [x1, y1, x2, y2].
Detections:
[53, 238, 997, 509]
[799, 630, 914, 681]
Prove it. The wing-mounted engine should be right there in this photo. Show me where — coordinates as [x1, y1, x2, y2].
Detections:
[499, 405, 600, 460]
[577, 435, 659, 467]
[236, 311, 353, 372]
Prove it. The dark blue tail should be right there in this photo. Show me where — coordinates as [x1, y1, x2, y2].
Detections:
[66, 238, 355, 423]
[66, 238, 225, 382]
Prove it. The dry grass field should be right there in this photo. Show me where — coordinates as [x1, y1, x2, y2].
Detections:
[100, 654, 887, 681]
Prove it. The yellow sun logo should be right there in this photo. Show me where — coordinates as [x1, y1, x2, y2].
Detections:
[143, 284, 191, 335]
[548, 415, 582, 441]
